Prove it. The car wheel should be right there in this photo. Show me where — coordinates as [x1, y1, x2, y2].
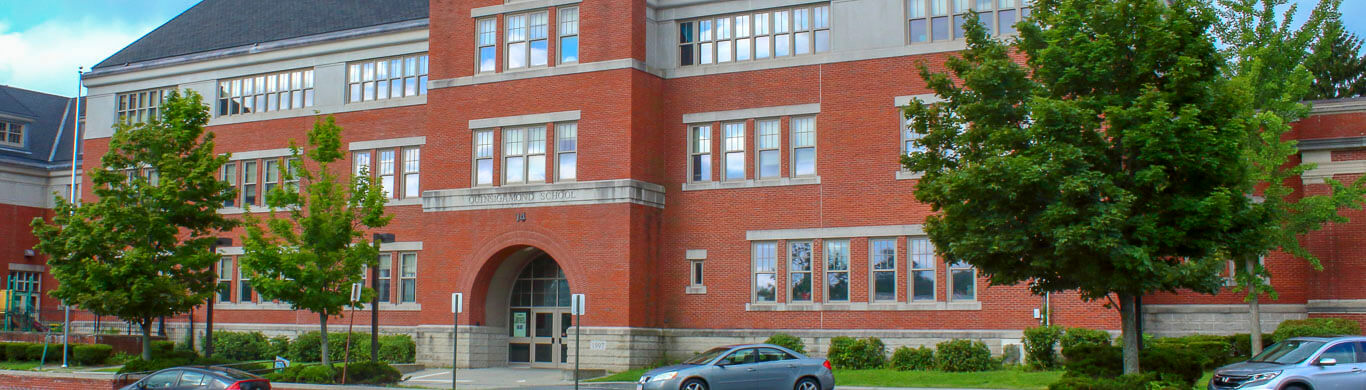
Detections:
[680, 378, 707, 390]
[1283, 385, 1307, 390]
[794, 377, 820, 390]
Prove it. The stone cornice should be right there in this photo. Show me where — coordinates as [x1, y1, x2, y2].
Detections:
[422, 179, 666, 212]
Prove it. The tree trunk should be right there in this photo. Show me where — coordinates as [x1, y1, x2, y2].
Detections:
[1119, 293, 1141, 375]
[141, 319, 154, 361]
[1246, 258, 1264, 355]
[320, 314, 331, 366]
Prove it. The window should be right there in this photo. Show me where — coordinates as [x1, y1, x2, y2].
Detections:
[1320, 342, 1358, 364]
[690, 125, 712, 182]
[285, 158, 300, 192]
[870, 238, 897, 302]
[474, 130, 495, 186]
[353, 151, 372, 176]
[907, 0, 1032, 43]
[221, 163, 237, 207]
[753, 242, 777, 302]
[263, 159, 279, 197]
[756, 119, 780, 178]
[377, 253, 393, 303]
[217, 258, 232, 302]
[238, 261, 253, 303]
[503, 126, 546, 184]
[791, 116, 816, 176]
[723, 122, 746, 181]
[400, 252, 417, 303]
[403, 147, 420, 198]
[825, 239, 849, 302]
[559, 7, 580, 63]
[477, 18, 498, 73]
[949, 260, 975, 301]
[679, 4, 828, 66]
[556, 122, 577, 181]
[789, 241, 813, 302]
[903, 112, 925, 159]
[116, 88, 172, 124]
[691, 260, 705, 287]
[379, 150, 395, 198]
[506, 11, 548, 69]
[8, 271, 40, 309]
[0, 122, 23, 147]
[910, 237, 935, 301]
[1224, 257, 1268, 287]
[348, 53, 428, 103]
[218, 69, 313, 117]
[242, 161, 258, 206]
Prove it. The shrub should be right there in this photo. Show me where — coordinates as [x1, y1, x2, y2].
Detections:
[212, 331, 270, 361]
[933, 339, 993, 372]
[765, 333, 807, 354]
[1150, 338, 1231, 369]
[265, 365, 304, 382]
[296, 364, 338, 384]
[288, 332, 323, 362]
[827, 337, 886, 369]
[73, 344, 114, 366]
[1002, 344, 1023, 366]
[889, 346, 935, 371]
[149, 340, 176, 359]
[1049, 373, 1185, 390]
[5, 343, 32, 361]
[1023, 325, 1063, 369]
[1059, 328, 1111, 351]
[263, 335, 291, 359]
[1228, 333, 1272, 360]
[343, 361, 402, 384]
[1061, 344, 1204, 387]
[1271, 318, 1362, 343]
[25, 343, 66, 361]
[120, 358, 194, 374]
[378, 334, 416, 363]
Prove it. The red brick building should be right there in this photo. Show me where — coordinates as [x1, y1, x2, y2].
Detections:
[57, 0, 1366, 369]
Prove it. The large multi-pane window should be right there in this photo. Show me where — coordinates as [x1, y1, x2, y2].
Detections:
[870, 238, 897, 302]
[348, 54, 428, 103]
[690, 125, 712, 182]
[950, 260, 976, 301]
[263, 159, 279, 196]
[242, 161, 259, 206]
[474, 130, 495, 186]
[379, 150, 396, 197]
[400, 253, 417, 303]
[910, 237, 936, 301]
[353, 151, 372, 176]
[679, 4, 830, 66]
[753, 242, 777, 303]
[116, 88, 172, 124]
[825, 239, 850, 302]
[503, 126, 546, 184]
[221, 163, 237, 207]
[218, 70, 314, 117]
[723, 122, 746, 181]
[756, 119, 780, 179]
[908, 0, 1032, 43]
[559, 7, 580, 64]
[403, 148, 420, 198]
[789, 241, 813, 302]
[238, 262, 254, 303]
[477, 18, 498, 73]
[791, 116, 816, 176]
[377, 254, 393, 303]
[506, 11, 549, 70]
[217, 258, 232, 303]
[1, 122, 24, 148]
[556, 123, 577, 181]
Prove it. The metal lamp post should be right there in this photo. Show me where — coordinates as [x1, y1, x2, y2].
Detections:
[371, 233, 395, 362]
[206, 237, 232, 358]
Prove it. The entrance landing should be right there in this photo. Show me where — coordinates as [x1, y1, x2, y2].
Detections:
[401, 367, 634, 389]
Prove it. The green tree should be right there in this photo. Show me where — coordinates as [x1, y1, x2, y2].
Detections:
[30, 91, 237, 360]
[1306, 18, 1366, 99]
[1216, 0, 1366, 355]
[902, 1, 1251, 374]
[239, 116, 390, 366]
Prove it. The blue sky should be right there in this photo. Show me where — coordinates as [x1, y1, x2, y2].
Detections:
[0, 0, 1362, 97]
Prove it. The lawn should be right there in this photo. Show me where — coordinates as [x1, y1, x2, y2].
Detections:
[0, 361, 45, 370]
[588, 368, 648, 382]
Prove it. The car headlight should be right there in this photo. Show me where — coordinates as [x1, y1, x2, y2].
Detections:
[649, 372, 678, 382]
[1247, 371, 1281, 383]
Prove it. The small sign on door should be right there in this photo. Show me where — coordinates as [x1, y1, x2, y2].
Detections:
[512, 312, 528, 338]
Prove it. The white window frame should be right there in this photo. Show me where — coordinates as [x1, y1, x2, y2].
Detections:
[116, 87, 173, 124]
[506, 11, 549, 70]
[907, 0, 1033, 44]
[756, 119, 781, 179]
[242, 160, 259, 206]
[690, 260, 705, 288]
[263, 159, 280, 197]
[378, 253, 393, 303]
[678, 4, 829, 67]
[555, 122, 578, 181]
[824, 239, 850, 302]
[238, 260, 254, 303]
[477, 18, 498, 73]
[948, 260, 976, 301]
[379, 149, 396, 198]
[400, 252, 417, 303]
[502, 126, 546, 185]
[790, 116, 817, 177]
[752, 242, 778, 303]
[789, 240, 814, 302]
[558, 7, 580, 64]
[689, 125, 713, 183]
[284, 157, 300, 192]
[0, 122, 24, 148]
[909, 237, 936, 301]
[348, 53, 428, 103]
[869, 238, 898, 302]
[403, 147, 420, 198]
[723, 122, 746, 181]
[221, 162, 238, 208]
[218, 69, 314, 117]
[474, 130, 495, 186]
[217, 257, 233, 303]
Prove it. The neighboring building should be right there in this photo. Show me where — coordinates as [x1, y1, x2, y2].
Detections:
[0, 85, 81, 327]
[69, 0, 1366, 370]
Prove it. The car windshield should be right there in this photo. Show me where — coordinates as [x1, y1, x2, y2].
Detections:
[683, 347, 731, 365]
[1249, 340, 1325, 364]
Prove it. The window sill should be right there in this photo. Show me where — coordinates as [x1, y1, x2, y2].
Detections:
[357, 302, 423, 311]
[215, 302, 294, 310]
[744, 301, 981, 312]
[682, 176, 820, 191]
[896, 171, 924, 180]
[685, 286, 707, 295]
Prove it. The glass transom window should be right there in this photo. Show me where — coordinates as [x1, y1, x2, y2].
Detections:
[348, 53, 429, 103]
[679, 3, 830, 66]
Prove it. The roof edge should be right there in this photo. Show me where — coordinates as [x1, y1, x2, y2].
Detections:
[85, 18, 429, 79]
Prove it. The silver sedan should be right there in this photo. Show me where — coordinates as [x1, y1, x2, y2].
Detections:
[636, 344, 835, 390]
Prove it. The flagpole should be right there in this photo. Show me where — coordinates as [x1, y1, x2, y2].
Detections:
[62, 66, 83, 368]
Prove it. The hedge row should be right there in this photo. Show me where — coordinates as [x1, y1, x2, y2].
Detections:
[263, 361, 401, 385]
[206, 331, 415, 364]
[826, 336, 998, 372]
[0, 342, 112, 365]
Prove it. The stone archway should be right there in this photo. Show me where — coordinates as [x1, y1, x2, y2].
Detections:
[476, 246, 572, 368]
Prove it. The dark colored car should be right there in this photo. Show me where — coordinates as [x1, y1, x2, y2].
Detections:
[636, 344, 835, 390]
[119, 366, 271, 390]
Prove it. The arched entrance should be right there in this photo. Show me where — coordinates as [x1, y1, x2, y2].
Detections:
[505, 254, 571, 367]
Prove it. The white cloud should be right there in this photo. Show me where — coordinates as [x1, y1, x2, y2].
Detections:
[0, 17, 158, 96]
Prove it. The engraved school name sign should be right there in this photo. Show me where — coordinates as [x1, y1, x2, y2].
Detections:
[423, 179, 666, 212]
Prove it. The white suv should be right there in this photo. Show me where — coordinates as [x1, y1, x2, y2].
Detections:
[1210, 336, 1366, 389]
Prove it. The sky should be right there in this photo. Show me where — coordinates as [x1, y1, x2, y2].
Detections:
[0, 0, 1362, 97]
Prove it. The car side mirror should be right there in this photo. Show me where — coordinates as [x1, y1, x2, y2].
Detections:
[1318, 357, 1338, 366]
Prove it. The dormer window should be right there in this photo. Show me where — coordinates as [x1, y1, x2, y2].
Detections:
[1, 121, 23, 148]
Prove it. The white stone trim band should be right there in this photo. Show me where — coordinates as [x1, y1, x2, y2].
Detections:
[431, 59, 643, 89]
[381, 241, 423, 252]
[894, 93, 945, 107]
[216, 246, 244, 256]
[682, 103, 820, 124]
[349, 136, 427, 151]
[746, 301, 982, 312]
[228, 148, 293, 161]
[1301, 150, 1366, 184]
[1308, 299, 1366, 314]
[471, 0, 584, 18]
[746, 224, 926, 241]
[468, 110, 582, 130]
[681, 176, 821, 191]
[8, 263, 44, 272]
[423, 179, 666, 212]
[685, 249, 708, 260]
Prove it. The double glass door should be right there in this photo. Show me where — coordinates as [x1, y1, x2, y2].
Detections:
[509, 308, 572, 367]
